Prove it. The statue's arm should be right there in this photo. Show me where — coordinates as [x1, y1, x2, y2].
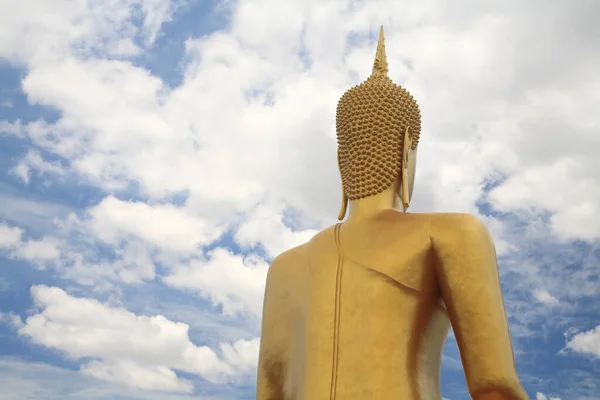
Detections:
[256, 259, 286, 400]
[432, 214, 529, 400]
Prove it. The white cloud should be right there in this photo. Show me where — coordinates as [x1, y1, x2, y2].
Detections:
[0, 190, 71, 232]
[164, 248, 268, 318]
[16, 237, 61, 263]
[565, 325, 600, 359]
[18, 285, 259, 392]
[66, 241, 157, 286]
[0, 358, 212, 400]
[6, 0, 599, 247]
[10, 162, 30, 184]
[85, 196, 224, 254]
[220, 337, 261, 379]
[0, 312, 24, 329]
[110, 38, 142, 57]
[0, 224, 23, 248]
[0, 222, 61, 268]
[139, 0, 177, 44]
[490, 158, 600, 241]
[0, 0, 175, 66]
[235, 202, 318, 258]
[0, 120, 24, 137]
[80, 360, 193, 393]
[10, 150, 66, 184]
[536, 392, 561, 400]
[533, 289, 560, 306]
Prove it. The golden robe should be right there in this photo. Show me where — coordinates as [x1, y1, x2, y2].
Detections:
[257, 211, 528, 400]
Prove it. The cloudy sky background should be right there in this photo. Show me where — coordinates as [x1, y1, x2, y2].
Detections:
[0, 0, 599, 399]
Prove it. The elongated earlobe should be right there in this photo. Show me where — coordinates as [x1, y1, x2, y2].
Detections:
[338, 192, 348, 220]
[401, 126, 411, 210]
[337, 149, 348, 220]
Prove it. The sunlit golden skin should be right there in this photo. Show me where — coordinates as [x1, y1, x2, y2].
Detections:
[256, 26, 528, 400]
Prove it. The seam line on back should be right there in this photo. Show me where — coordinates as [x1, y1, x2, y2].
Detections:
[329, 223, 343, 400]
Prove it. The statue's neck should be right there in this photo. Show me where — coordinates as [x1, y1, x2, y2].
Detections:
[347, 183, 404, 221]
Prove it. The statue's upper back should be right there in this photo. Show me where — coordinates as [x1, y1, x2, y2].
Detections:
[304, 211, 451, 299]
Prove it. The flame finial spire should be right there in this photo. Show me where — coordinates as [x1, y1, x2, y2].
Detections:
[372, 25, 388, 76]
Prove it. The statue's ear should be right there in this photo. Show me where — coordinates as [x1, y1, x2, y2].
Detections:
[337, 148, 348, 220]
[400, 126, 411, 210]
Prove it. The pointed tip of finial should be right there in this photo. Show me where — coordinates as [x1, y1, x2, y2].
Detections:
[372, 25, 388, 77]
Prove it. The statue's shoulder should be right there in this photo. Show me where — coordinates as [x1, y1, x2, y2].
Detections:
[265, 245, 305, 293]
[423, 212, 486, 228]
[382, 210, 486, 231]
[381, 211, 488, 239]
[422, 212, 492, 244]
[269, 243, 307, 269]
[267, 225, 336, 274]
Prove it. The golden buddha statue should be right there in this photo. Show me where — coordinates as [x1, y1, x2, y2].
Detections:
[256, 26, 529, 400]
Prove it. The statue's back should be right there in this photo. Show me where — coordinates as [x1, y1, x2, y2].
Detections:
[258, 211, 529, 400]
[260, 211, 452, 399]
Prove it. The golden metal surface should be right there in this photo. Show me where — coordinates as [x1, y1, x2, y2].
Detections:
[256, 26, 528, 400]
[336, 26, 421, 205]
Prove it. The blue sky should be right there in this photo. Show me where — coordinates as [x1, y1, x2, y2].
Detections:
[1, 1, 599, 399]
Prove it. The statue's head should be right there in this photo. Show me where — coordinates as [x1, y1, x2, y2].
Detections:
[336, 26, 421, 220]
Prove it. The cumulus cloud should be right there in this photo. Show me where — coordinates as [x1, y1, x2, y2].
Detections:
[16, 237, 61, 263]
[0, 358, 215, 400]
[0, 312, 24, 329]
[220, 337, 261, 379]
[536, 393, 561, 400]
[0, 0, 176, 66]
[0, 222, 61, 268]
[4, 0, 599, 247]
[0, 120, 25, 137]
[0, 221, 150, 283]
[235, 202, 318, 258]
[565, 325, 600, 359]
[490, 159, 600, 241]
[0, 223, 23, 248]
[9, 150, 66, 184]
[18, 285, 259, 392]
[164, 248, 268, 318]
[85, 196, 224, 254]
[533, 289, 560, 306]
